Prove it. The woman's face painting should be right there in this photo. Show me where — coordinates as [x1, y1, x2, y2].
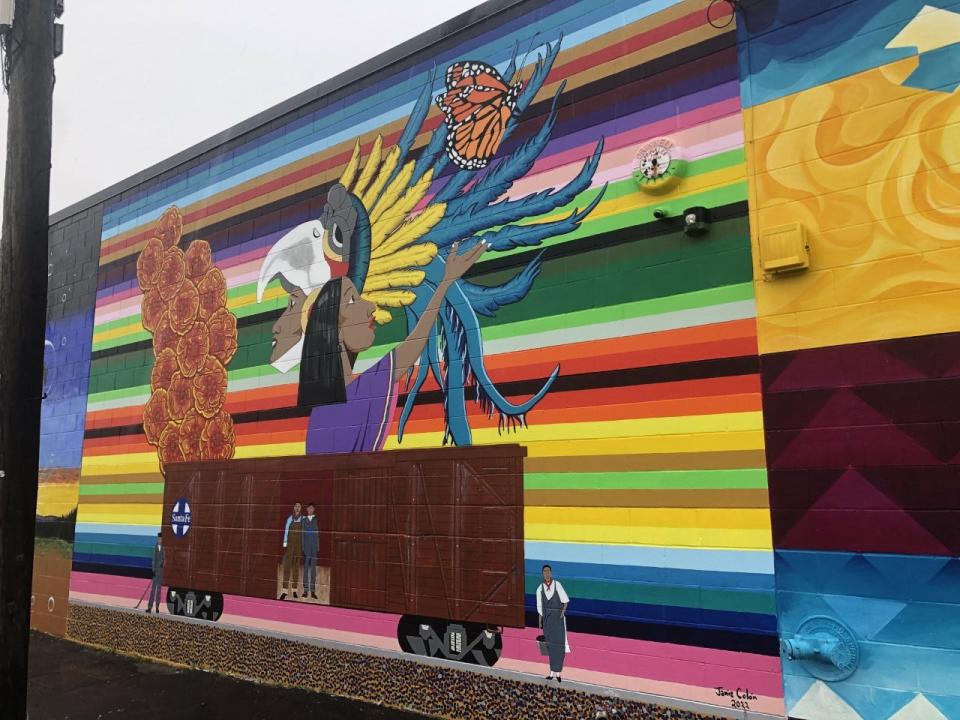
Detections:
[271, 287, 306, 363]
[339, 278, 377, 354]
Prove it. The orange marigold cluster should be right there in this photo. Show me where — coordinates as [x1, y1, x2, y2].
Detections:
[137, 206, 238, 471]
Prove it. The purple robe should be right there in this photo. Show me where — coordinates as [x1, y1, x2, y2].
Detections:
[305, 351, 398, 454]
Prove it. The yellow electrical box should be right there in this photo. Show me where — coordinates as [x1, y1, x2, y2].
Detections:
[758, 223, 809, 277]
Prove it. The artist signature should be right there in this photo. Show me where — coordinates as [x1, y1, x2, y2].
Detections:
[715, 687, 758, 710]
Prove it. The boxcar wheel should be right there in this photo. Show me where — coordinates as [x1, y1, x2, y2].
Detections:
[468, 629, 503, 667]
[165, 588, 182, 616]
[397, 615, 431, 656]
[211, 592, 224, 621]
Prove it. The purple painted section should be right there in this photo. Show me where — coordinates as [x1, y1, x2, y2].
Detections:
[763, 332, 960, 555]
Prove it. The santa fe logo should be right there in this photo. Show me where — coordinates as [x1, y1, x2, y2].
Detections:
[171, 497, 192, 538]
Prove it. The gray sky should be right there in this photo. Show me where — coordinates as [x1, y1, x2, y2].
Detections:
[0, 0, 482, 215]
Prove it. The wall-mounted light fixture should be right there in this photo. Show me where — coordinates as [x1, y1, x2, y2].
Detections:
[682, 207, 709, 237]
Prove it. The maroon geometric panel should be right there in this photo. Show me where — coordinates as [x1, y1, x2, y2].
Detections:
[761, 331, 960, 555]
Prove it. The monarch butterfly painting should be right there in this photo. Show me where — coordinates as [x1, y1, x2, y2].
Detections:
[436, 60, 523, 170]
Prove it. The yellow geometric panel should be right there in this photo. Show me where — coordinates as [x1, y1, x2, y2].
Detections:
[745, 57, 960, 354]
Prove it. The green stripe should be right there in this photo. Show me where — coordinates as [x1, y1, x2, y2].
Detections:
[89, 208, 753, 380]
[88, 190, 753, 393]
[80, 483, 165, 496]
[358, 282, 753, 362]
[492, 182, 748, 261]
[91, 287, 285, 354]
[523, 469, 768, 491]
[87, 281, 753, 403]
[474, 148, 745, 258]
[75, 541, 150, 559]
[90, 162, 746, 353]
[524, 576, 775, 614]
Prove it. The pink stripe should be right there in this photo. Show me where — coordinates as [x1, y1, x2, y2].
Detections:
[70, 585, 785, 714]
[225, 593, 401, 638]
[503, 630, 783, 696]
[96, 257, 266, 324]
[514, 127, 745, 201]
[413, 98, 741, 212]
[70, 571, 782, 696]
[502, 623, 779, 672]
[524, 100, 742, 179]
[94, 242, 269, 314]
[93, 100, 740, 319]
[95, 246, 270, 320]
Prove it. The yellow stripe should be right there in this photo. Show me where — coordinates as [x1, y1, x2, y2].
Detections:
[551, 164, 745, 227]
[82, 430, 761, 477]
[81, 452, 159, 476]
[526, 523, 772, 550]
[36, 483, 79, 516]
[526, 506, 771, 529]
[386, 429, 764, 455]
[92, 285, 287, 345]
[389, 413, 763, 448]
[234, 441, 305, 459]
[79, 441, 306, 478]
[92, 164, 742, 343]
[77, 504, 162, 525]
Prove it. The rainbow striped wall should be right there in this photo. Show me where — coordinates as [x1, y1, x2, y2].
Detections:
[69, 0, 782, 713]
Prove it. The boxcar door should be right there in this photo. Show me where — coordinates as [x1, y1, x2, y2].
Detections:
[330, 467, 389, 610]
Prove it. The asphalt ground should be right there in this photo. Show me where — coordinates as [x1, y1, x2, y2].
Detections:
[26, 631, 432, 720]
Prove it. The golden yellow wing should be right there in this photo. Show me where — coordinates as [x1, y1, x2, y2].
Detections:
[339, 136, 446, 324]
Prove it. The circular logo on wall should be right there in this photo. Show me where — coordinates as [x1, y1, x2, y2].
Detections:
[632, 138, 686, 193]
[170, 497, 192, 538]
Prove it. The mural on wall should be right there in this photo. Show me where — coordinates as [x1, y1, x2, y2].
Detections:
[137, 206, 238, 467]
[155, 40, 599, 658]
[34, 335, 82, 637]
[739, 1, 960, 718]
[68, 0, 783, 714]
[32, 208, 101, 637]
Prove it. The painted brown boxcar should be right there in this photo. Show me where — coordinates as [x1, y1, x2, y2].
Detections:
[160, 444, 525, 666]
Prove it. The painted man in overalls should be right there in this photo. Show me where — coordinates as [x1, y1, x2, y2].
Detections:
[280, 502, 303, 600]
[537, 564, 570, 682]
[302, 502, 319, 600]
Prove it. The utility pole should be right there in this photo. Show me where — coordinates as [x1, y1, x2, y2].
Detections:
[0, 0, 58, 717]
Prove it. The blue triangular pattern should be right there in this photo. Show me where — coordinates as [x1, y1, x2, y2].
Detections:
[816, 551, 859, 587]
[774, 551, 819, 593]
[821, 594, 906, 640]
[866, 554, 950, 603]
[831, 683, 919, 720]
[921, 557, 960, 600]
[828, 554, 897, 598]
[901, 44, 960, 93]
[784, 675, 817, 715]
[923, 693, 960, 720]
[874, 603, 960, 650]
[782, 550, 855, 595]
[776, 591, 836, 640]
